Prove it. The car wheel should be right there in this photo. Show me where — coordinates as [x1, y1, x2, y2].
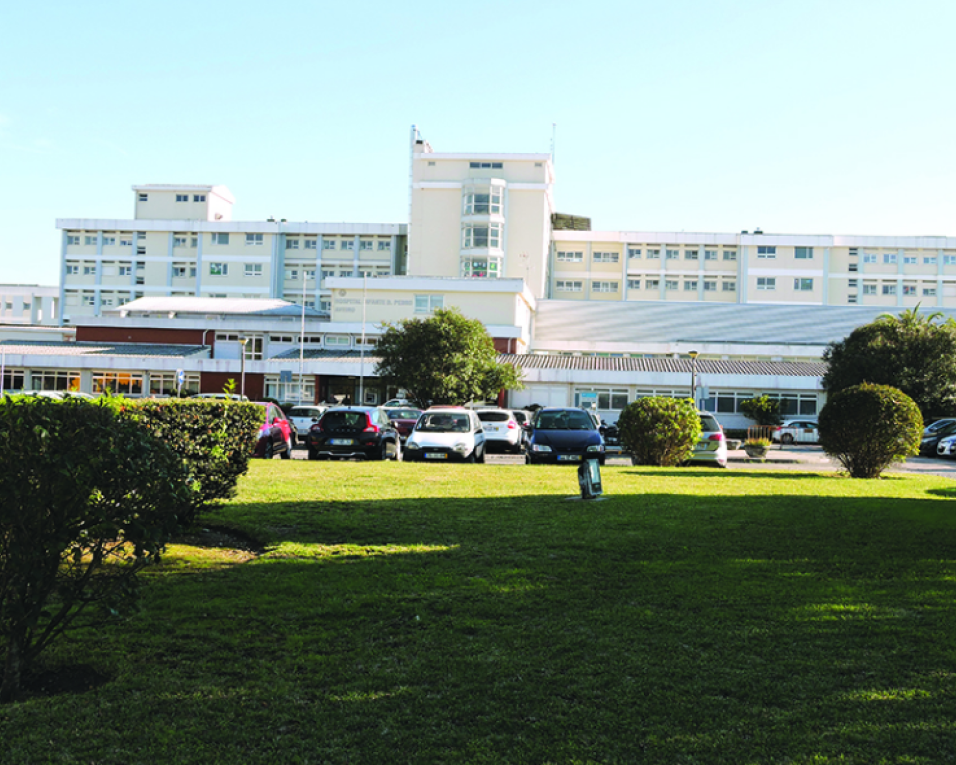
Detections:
[264, 441, 274, 459]
[393, 440, 402, 461]
[280, 438, 292, 459]
[781, 433, 794, 445]
[376, 441, 388, 461]
[477, 444, 486, 464]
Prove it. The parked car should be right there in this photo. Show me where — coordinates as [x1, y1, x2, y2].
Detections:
[287, 405, 328, 444]
[383, 398, 413, 408]
[385, 407, 423, 443]
[772, 419, 819, 444]
[403, 407, 486, 462]
[936, 433, 956, 459]
[252, 402, 294, 459]
[688, 412, 728, 468]
[191, 392, 250, 401]
[306, 406, 401, 461]
[526, 407, 605, 465]
[921, 421, 956, 456]
[924, 418, 956, 437]
[475, 408, 524, 453]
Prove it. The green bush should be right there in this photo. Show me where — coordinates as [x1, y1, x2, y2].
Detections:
[0, 395, 193, 702]
[739, 395, 782, 426]
[117, 399, 263, 524]
[617, 397, 702, 466]
[818, 383, 923, 478]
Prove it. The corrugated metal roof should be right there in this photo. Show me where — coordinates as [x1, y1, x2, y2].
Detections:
[0, 341, 208, 358]
[534, 300, 956, 346]
[107, 297, 322, 317]
[498, 354, 825, 376]
[269, 349, 377, 363]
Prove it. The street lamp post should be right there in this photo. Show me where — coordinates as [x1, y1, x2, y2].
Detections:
[689, 350, 699, 410]
[240, 337, 249, 399]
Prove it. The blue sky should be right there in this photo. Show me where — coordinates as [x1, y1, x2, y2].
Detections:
[2, 0, 953, 285]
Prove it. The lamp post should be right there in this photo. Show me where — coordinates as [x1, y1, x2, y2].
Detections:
[240, 337, 249, 399]
[688, 350, 699, 410]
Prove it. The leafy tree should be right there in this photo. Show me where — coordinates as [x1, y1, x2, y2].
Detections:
[0, 396, 194, 702]
[739, 395, 782, 426]
[374, 307, 523, 409]
[822, 305, 956, 417]
[817, 383, 922, 479]
[617, 397, 702, 466]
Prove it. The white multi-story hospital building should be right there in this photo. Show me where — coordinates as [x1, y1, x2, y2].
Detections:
[2, 126, 954, 428]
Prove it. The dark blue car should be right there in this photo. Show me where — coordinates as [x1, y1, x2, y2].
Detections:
[526, 407, 606, 465]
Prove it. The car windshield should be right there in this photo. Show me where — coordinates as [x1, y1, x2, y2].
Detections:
[535, 410, 594, 430]
[388, 409, 420, 419]
[322, 411, 368, 429]
[512, 412, 529, 425]
[700, 415, 721, 432]
[290, 407, 322, 417]
[417, 413, 470, 432]
[477, 411, 509, 422]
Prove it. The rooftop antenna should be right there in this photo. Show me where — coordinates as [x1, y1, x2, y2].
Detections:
[550, 123, 557, 165]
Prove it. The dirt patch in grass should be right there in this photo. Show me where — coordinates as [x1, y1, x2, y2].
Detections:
[175, 525, 265, 556]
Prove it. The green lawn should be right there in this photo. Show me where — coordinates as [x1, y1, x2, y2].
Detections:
[4, 462, 956, 764]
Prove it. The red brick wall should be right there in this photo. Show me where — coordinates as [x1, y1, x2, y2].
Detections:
[201, 372, 264, 401]
[76, 326, 213, 347]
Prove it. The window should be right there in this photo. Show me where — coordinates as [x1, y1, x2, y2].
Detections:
[319, 300, 331, 312]
[31, 370, 81, 392]
[945, 256, 956, 266]
[245, 233, 263, 246]
[81, 294, 95, 306]
[173, 236, 187, 247]
[138, 193, 148, 202]
[848, 295, 858, 303]
[627, 247, 642, 259]
[665, 249, 679, 260]
[684, 280, 698, 291]
[591, 281, 618, 293]
[210, 233, 229, 245]
[172, 266, 187, 278]
[557, 251, 583, 262]
[646, 279, 660, 290]
[463, 189, 503, 215]
[360, 239, 373, 250]
[903, 256, 917, 264]
[757, 246, 776, 258]
[83, 265, 95, 275]
[101, 297, 114, 307]
[101, 236, 115, 246]
[795, 247, 813, 259]
[756, 277, 776, 290]
[84, 235, 97, 246]
[848, 263, 859, 272]
[245, 264, 262, 277]
[903, 285, 917, 296]
[120, 237, 132, 246]
[627, 279, 641, 289]
[340, 239, 355, 251]
[884, 253, 897, 264]
[67, 235, 81, 246]
[593, 251, 619, 263]
[176, 194, 188, 202]
[863, 253, 877, 263]
[209, 263, 228, 276]
[377, 240, 391, 251]
[414, 295, 444, 313]
[924, 256, 937, 265]
[863, 284, 877, 295]
[65, 264, 79, 275]
[193, 194, 206, 202]
[704, 249, 717, 261]
[469, 161, 503, 169]
[665, 279, 678, 291]
[684, 249, 699, 261]
[136, 231, 146, 240]
[646, 249, 661, 259]
[723, 250, 737, 261]
[882, 284, 897, 295]
[848, 279, 858, 288]
[574, 388, 629, 411]
[304, 238, 317, 250]
[924, 287, 937, 296]
[326, 335, 351, 347]
[285, 269, 298, 280]
[321, 269, 335, 279]
[461, 257, 500, 278]
[462, 223, 502, 249]
[285, 238, 299, 250]
[304, 269, 315, 280]
[118, 265, 132, 277]
[556, 280, 583, 292]
[794, 278, 813, 291]
[703, 280, 716, 291]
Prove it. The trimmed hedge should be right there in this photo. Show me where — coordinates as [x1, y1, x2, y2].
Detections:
[617, 397, 702, 466]
[116, 399, 263, 524]
[818, 383, 922, 479]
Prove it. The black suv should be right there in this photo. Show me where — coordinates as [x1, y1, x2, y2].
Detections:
[306, 406, 401, 461]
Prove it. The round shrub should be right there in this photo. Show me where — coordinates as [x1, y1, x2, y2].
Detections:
[617, 397, 702, 466]
[818, 383, 923, 478]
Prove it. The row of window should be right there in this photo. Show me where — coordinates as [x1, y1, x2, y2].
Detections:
[66, 262, 144, 277]
[570, 387, 818, 416]
[67, 232, 393, 251]
[558, 248, 740, 262]
[463, 190, 502, 215]
[215, 332, 374, 353]
[556, 279, 739, 293]
[859, 253, 956, 265]
[136, 193, 205, 203]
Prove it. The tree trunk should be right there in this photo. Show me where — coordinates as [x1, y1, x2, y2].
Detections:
[0, 631, 23, 703]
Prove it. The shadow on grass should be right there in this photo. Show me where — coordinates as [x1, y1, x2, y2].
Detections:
[8, 491, 956, 764]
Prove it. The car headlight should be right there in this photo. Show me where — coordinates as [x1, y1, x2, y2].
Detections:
[532, 444, 552, 453]
[454, 442, 468, 453]
[587, 444, 604, 453]
[406, 441, 420, 450]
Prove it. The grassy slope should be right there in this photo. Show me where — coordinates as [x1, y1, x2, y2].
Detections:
[3, 462, 956, 764]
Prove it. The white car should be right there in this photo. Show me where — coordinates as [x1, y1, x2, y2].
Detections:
[475, 408, 524, 453]
[936, 434, 956, 459]
[403, 407, 486, 463]
[287, 404, 327, 444]
[772, 420, 819, 444]
[688, 412, 728, 468]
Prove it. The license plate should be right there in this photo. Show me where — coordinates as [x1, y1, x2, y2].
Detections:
[330, 439, 353, 446]
[424, 453, 447, 460]
[557, 454, 581, 462]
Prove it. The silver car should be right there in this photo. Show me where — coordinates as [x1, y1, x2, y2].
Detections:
[689, 412, 728, 467]
[287, 405, 327, 444]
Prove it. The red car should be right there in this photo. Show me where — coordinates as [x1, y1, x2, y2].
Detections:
[252, 402, 294, 459]
[386, 407, 423, 443]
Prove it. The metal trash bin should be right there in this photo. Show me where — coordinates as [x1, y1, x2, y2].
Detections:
[577, 458, 603, 500]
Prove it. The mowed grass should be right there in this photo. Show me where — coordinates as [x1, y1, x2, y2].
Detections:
[4, 462, 956, 764]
